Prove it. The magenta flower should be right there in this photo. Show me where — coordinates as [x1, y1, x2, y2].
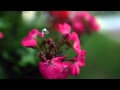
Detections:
[72, 21, 84, 35]
[0, 32, 4, 39]
[76, 11, 91, 21]
[21, 29, 44, 47]
[21, 23, 88, 79]
[39, 56, 70, 79]
[74, 50, 86, 67]
[71, 11, 100, 35]
[70, 62, 80, 76]
[70, 32, 81, 54]
[89, 16, 100, 32]
[70, 50, 86, 76]
[58, 23, 71, 39]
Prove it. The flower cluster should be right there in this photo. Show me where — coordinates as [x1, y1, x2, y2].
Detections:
[71, 11, 100, 36]
[0, 32, 4, 39]
[47, 11, 100, 36]
[21, 23, 86, 79]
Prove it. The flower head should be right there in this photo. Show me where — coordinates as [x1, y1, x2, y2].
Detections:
[72, 21, 84, 35]
[71, 11, 100, 35]
[74, 50, 86, 67]
[22, 23, 87, 79]
[70, 50, 86, 76]
[21, 29, 44, 48]
[70, 62, 80, 76]
[89, 16, 100, 32]
[58, 23, 71, 35]
[39, 56, 70, 79]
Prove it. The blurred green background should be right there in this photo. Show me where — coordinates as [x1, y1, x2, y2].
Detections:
[0, 11, 120, 79]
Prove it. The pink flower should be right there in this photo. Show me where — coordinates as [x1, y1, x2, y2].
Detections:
[76, 11, 91, 21]
[70, 50, 86, 76]
[49, 11, 70, 20]
[48, 11, 70, 30]
[74, 50, 86, 67]
[89, 16, 100, 32]
[21, 29, 44, 47]
[0, 32, 4, 39]
[70, 62, 80, 76]
[71, 11, 100, 35]
[72, 21, 84, 35]
[28, 29, 44, 38]
[58, 23, 71, 35]
[39, 56, 70, 79]
[70, 32, 81, 54]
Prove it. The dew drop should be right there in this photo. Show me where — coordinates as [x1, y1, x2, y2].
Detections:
[42, 28, 49, 35]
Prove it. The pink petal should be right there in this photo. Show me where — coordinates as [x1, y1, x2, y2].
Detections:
[63, 61, 72, 68]
[52, 56, 64, 63]
[21, 36, 37, 47]
[80, 50, 86, 56]
[0, 32, 4, 39]
[28, 29, 39, 37]
[72, 21, 84, 33]
[60, 69, 69, 79]
[77, 58, 85, 67]
[74, 50, 86, 67]
[38, 32, 44, 38]
[78, 11, 91, 21]
[90, 17, 100, 31]
[44, 65, 61, 79]
[58, 23, 71, 35]
[70, 63, 80, 76]
[70, 32, 81, 54]
[63, 23, 71, 33]
[39, 62, 49, 75]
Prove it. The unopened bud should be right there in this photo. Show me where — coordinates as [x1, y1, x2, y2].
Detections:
[47, 38, 53, 44]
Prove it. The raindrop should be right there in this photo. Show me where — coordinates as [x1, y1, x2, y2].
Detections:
[42, 28, 49, 35]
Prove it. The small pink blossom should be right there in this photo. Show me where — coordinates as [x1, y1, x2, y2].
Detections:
[28, 29, 44, 38]
[89, 16, 100, 32]
[70, 62, 80, 76]
[71, 11, 100, 35]
[58, 23, 71, 39]
[72, 21, 84, 35]
[39, 56, 70, 79]
[76, 11, 91, 21]
[70, 32, 81, 54]
[0, 32, 4, 39]
[21, 29, 44, 47]
[74, 50, 86, 67]
[70, 50, 86, 76]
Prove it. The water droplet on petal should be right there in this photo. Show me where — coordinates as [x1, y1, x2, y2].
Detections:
[42, 28, 49, 35]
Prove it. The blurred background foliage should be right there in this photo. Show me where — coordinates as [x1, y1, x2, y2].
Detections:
[0, 11, 120, 79]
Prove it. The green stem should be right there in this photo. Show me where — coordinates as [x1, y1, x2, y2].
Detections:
[57, 37, 65, 48]
[64, 59, 74, 62]
[57, 40, 67, 51]
[35, 38, 44, 52]
[36, 38, 41, 47]
[43, 43, 48, 54]
[36, 44, 43, 51]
